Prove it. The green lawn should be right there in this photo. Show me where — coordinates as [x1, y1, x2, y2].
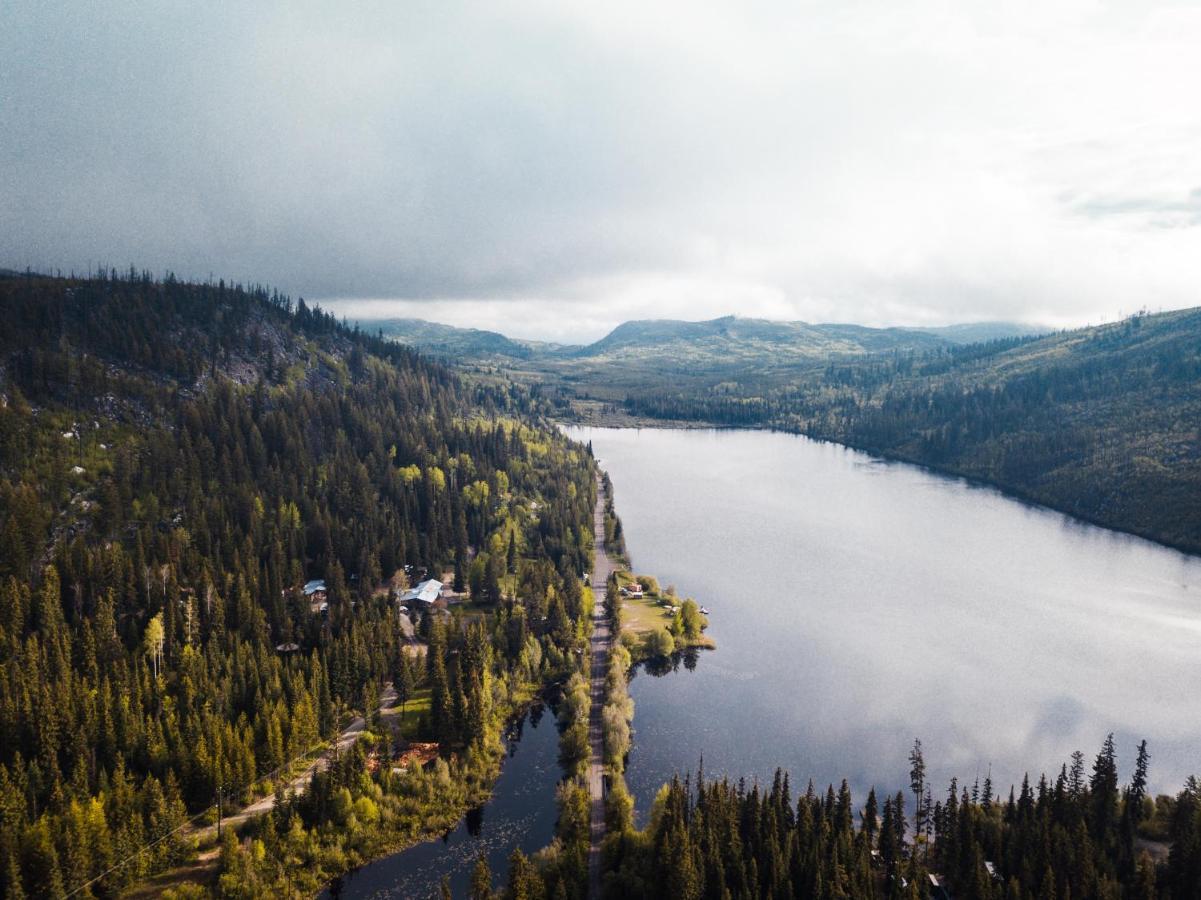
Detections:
[621, 594, 675, 638]
[613, 569, 714, 650]
[382, 687, 432, 740]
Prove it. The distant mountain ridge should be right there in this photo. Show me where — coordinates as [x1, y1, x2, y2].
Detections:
[369, 313, 1043, 368]
[573, 315, 949, 362]
[361, 317, 553, 359]
[904, 321, 1049, 344]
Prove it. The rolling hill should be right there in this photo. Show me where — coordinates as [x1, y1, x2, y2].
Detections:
[373, 314, 1045, 366]
[373, 313, 959, 375]
[567, 315, 949, 367]
[366, 317, 553, 359]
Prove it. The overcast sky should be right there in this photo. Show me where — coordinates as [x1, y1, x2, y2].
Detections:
[3, 1, 1200, 342]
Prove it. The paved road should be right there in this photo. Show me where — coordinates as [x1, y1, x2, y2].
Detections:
[588, 474, 617, 899]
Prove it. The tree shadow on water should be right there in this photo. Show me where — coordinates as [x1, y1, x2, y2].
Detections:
[637, 647, 702, 678]
[465, 804, 485, 837]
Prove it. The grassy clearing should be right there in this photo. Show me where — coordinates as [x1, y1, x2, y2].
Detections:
[613, 570, 715, 652]
[381, 688, 432, 739]
[621, 594, 676, 637]
[449, 598, 497, 621]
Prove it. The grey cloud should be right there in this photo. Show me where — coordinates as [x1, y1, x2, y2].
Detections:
[1, 2, 695, 297]
[3, 1, 1201, 338]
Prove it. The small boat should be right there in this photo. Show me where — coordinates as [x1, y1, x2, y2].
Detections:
[699, 607, 710, 615]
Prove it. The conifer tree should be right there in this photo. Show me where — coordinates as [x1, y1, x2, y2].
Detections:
[469, 854, 494, 900]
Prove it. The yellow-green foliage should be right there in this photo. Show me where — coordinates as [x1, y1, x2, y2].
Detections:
[602, 643, 634, 772]
[426, 466, 446, 491]
[558, 672, 591, 778]
[642, 628, 675, 659]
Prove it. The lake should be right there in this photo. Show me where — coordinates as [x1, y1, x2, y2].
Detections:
[568, 426, 1201, 814]
[331, 424, 1201, 893]
[324, 701, 561, 900]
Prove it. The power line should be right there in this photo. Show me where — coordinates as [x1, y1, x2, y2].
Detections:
[61, 803, 213, 900]
[57, 703, 371, 899]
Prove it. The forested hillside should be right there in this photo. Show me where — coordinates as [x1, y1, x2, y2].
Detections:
[624, 308, 1201, 553]
[0, 271, 597, 897]
[374, 308, 1201, 553]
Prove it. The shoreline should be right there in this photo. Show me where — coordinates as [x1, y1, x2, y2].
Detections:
[123, 662, 571, 897]
[318, 464, 634, 899]
[561, 416, 1201, 561]
[321, 689, 558, 897]
[325, 468, 625, 898]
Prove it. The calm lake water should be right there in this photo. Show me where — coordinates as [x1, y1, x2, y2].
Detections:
[568, 426, 1201, 813]
[334, 425, 1201, 893]
[325, 702, 561, 900]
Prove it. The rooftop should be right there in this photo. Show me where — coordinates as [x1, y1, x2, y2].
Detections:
[400, 579, 443, 605]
